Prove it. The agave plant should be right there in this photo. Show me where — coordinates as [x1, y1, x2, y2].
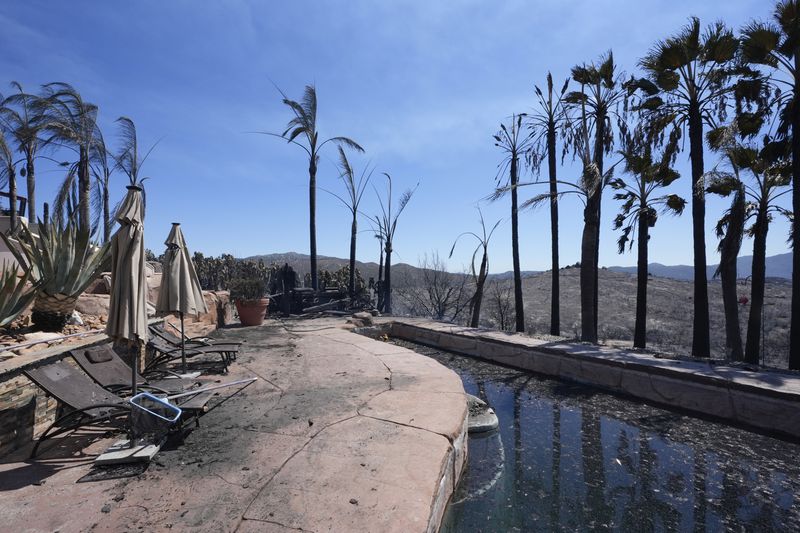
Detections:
[0, 262, 38, 327]
[1, 218, 110, 331]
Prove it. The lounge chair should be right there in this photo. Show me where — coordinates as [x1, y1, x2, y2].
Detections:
[24, 360, 214, 458]
[146, 335, 233, 374]
[149, 323, 241, 361]
[70, 344, 209, 395]
[155, 322, 243, 350]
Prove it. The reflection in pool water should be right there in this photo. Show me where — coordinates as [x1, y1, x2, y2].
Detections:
[392, 341, 800, 532]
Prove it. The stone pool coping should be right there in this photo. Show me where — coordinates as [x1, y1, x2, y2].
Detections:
[0, 318, 468, 532]
[381, 318, 800, 440]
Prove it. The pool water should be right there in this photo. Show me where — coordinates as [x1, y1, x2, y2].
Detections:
[392, 340, 800, 532]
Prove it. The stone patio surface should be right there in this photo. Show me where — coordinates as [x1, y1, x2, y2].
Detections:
[0, 318, 468, 532]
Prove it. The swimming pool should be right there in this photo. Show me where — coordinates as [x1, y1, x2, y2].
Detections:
[392, 340, 800, 532]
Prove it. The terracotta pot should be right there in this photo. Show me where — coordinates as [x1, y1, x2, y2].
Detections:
[235, 298, 269, 326]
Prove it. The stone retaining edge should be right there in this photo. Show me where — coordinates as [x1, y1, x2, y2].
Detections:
[387, 321, 800, 441]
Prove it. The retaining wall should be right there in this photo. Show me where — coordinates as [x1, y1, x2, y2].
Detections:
[387, 319, 800, 440]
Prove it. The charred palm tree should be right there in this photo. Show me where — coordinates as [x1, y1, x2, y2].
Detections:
[90, 129, 116, 242]
[564, 52, 626, 342]
[115, 117, 157, 190]
[528, 73, 570, 335]
[260, 85, 363, 290]
[633, 18, 740, 357]
[711, 181, 746, 361]
[493, 114, 534, 332]
[373, 173, 416, 314]
[0, 82, 44, 222]
[612, 126, 685, 349]
[707, 131, 791, 364]
[329, 146, 372, 300]
[0, 130, 18, 231]
[450, 207, 501, 328]
[39, 83, 101, 234]
[741, 1, 800, 368]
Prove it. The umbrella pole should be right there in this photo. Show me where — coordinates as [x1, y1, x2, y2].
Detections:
[180, 312, 187, 374]
[130, 339, 139, 448]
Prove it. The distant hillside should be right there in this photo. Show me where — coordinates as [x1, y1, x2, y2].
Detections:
[608, 252, 792, 281]
[244, 252, 425, 286]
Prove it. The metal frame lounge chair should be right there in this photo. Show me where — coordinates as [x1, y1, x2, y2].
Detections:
[149, 323, 241, 361]
[70, 344, 208, 395]
[156, 321, 243, 349]
[24, 360, 214, 458]
[146, 335, 233, 374]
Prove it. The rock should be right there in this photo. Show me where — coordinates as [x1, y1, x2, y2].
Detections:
[352, 312, 373, 326]
[466, 394, 499, 433]
[67, 310, 83, 326]
[101, 504, 111, 514]
[75, 293, 110, 317]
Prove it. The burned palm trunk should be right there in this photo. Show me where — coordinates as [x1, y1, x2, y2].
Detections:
[383, 244, 393, 314]
[718, 188, 745, 361]
[633, 210, 649, 349]
[510, 154, 525, 332]
[78, 145, 91, 235]
[688, 102, 710, 357]
[548, 121, 561, 336]
[348, 216, 357, 300]
[580, 166, 600, 343]
[25, 155, 35, 223]
[309, 157, 318, 291]
[745, 206, 769, 364]
[8, 166, 17, 231]
[791, 54, 800, 370]
[470, 251, 488, 328]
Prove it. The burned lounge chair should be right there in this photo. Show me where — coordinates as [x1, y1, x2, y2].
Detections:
[149, 323, 241, 362]
[153, 322, 243, 352]
[146, 335, 233, 374]
[24, 360, 214, 458]
[70, 344, 208, 395]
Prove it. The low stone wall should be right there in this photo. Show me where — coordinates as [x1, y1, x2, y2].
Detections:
[387, 319, 800, 441]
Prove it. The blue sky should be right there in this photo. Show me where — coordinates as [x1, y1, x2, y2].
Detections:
[0, 0, 785, 274]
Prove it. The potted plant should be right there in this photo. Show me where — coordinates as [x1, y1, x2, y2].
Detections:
[229, 277, 269, 326]
[1, 217, 110, 331]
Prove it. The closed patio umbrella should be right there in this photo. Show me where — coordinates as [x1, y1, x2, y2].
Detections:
[106, 185, 148, 399]
[156, 222, 208, 373]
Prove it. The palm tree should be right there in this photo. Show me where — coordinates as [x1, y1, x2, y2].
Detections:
[740, 1, 800, 368]
[634, 18, 740, 357]
[450, 208, 501, 328]
[0, 82, 44, 222]
[564, 51, 626, 343]
[707, 131, 791, 364]
[39, 82, 101, 234]
[709, 177, 746, 361]
[115, 117, 157, 190]
[330, 146, 372, 300]
[493, 114, 534, 332]
[90, 129, 116, 243]
[0, 130, 18, 231]
[528, 73, 570, 336]
[373, 173, 416, 314]
[612, 125, 685, 349]
[262, 85, 363, 290]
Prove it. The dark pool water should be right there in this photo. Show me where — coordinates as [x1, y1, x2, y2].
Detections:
[392, 340, 800, 533]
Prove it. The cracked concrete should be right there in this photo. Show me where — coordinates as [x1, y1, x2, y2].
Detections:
[0, 319, 467, 532]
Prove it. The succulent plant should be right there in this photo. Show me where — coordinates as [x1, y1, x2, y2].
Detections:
[0, 262, 38, 327]
[1, 218, 110, 330]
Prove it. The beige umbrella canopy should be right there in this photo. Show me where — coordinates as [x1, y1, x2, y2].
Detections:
[106, 185, 148, 396]
[156, 222, 208, 372]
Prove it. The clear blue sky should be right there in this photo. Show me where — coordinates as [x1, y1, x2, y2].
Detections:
[0, 0, 786, 274]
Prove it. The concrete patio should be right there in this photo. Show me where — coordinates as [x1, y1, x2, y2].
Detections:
[0, 318, 468, 532]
